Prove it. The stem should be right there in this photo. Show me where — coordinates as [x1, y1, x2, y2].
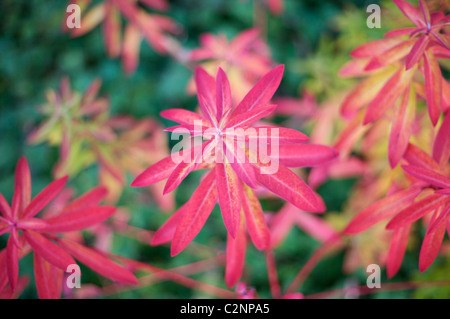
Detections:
[265, 249, 281, 298]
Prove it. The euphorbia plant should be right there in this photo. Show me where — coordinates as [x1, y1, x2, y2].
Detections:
[131, 65, 337, 286]
[0, 157, 137, 298]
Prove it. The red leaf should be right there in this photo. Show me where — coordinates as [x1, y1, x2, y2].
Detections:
[62, 186, 108, 214]
[386, 194, 449, 230]
[151, 204, 185, 246]
[171, 170, 217, 256]
[275, 144, 337, 167]
[345, 188, 421, 234]
[405, 35, 429, 70]
[216, 160, 242, 238]
[216, 68, 232, 121]
[388, 86, 415, 167]
[393, 0, 425, 27]
[387, 225, 411, 278]
[242, 185, 269, 250]
[222, 138, 258, 189]
[231, 65, 284, 118]
[22, 176, 68, 219]
[16, 218, 49, 230]
[363, 66, 415, 124]
[160, 108, 207, 126]
[34, 253, 62, 299]
[58, 238, 138, 284]
[24, 230, 75, 270]
[0, 193, 12, 220]
[254, 162, 325, 212]
[44, 206, 116, 232]
[225, 213, 246, 288]
[419, 209, 447, 272]
[423, 51, 442, 126]
[6, 236, 18, 291]
[226, 105, 276, 128]
[433, 112, 450, 165]
[131, 154, 179, 187]
[12, 157, 31, 219]
[195, 67, 216, 117]
[404, 143, 441, 171]
[402, 165, 450, 189]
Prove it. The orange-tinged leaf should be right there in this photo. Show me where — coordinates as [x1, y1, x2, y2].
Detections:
[72, 3, 105, 37]
[365, 39, 415, 71]
[122, 23, 142, 74]
[242, 185, 269, 250]
[404, 143, 441, 171]
[423, 51, 442, 126]
[433, 112, 450, 165]
[388, 85, 416, 167]
[364, 66, 415, 124]
[345, 188, 421, 234]
[216, 160, 241, 238]
[402, 165, 450, 189]
[393, 0, 425, 27]
[103, 2, 121, 58]
[350, 38, 404, 58]
[386, 194, 449, 229]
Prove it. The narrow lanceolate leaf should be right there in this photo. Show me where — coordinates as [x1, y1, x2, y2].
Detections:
[198, 94, 218, 127]
[72, 3, 105, 37]
[405, 35, 429, 70]
[364, 66, 415, 124]
[0, 193, 12, 219]
[6, 236, 18, 291]
[225, 213, 246, 288]
[388, 85, 415, 167]
[34, 253, 61, 299]
[275, 144, 337, 167]
[103, 2, 121, 58]
[254, 162, 325, 213]
[22, 176, 68, 219]
[226, 105, 276, 128]
[436, 188, 450, 195]
[433, 113, 450, 165]
[419, 211, 447, 272]
[195, 67, 216, 117]
[384, 27, 417, 37]
[216, 68, 232, 122]
[61, 186, 108, 214]
[171, 170, 218, 256]
[392, 0, 425, 27]
[12, 157, 31, 218]
[216, 161, 242, 238]
[231, 65, 284, 118]
[365, 39, 415, 71]
[340, 67, 396, 118]
[404, 143, 441, 171]
[58, 239, 138, 284]
[427, 206, 450, 235]
[233, 127, 309, 145]
[387, 225, 411, 278]
[151, 204, 185, 246]
[345, 188, 421, 234]
[163, 142, 210, 194]
[423, 51, 442, 126]
[222, 139, 257, 189]
[43, 206, 116, 232]
[386, 194, 449, 230]
[402, 165, 450, 189]
[242, 185, 269, 250]
[23, 230, 75, 270]
[122, 24, 141, 74]
[160, 108, 208, 126]
[16, 218, 49, 230]
[131, 154, 178, 187]
[350, 38, 404, 58]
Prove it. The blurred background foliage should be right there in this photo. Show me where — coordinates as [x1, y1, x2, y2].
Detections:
[1, 0, 449, 298]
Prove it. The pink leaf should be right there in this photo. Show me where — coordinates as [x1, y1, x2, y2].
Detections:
[432, 112, 450, 165]
[34, 253, 61, 299]
[44, 206, 116, 232]
[216, 160, 242, 238]
[275, 144, 337, 167]
[419, 210, 447, 272]
[423, 51, 442, 126]
[393, 0, 425, 27]
[387, 225, 411, 278]
[151, 204, 185, 246]
[242, 185, 269, 250]
[345, 188, 421, 234]
[225, 213, 246, 288]
[402, 165, 450, 189]
[171, 170, 217, 256]
[216, 68, 232, 121]
[6, 236, 18, 291]
[58, 238, 138, 284]
[160, 108, 207, 126]
[24, 230, 75, 270]
[131, 154, 179, 187]
[231, 65, 284, 118]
